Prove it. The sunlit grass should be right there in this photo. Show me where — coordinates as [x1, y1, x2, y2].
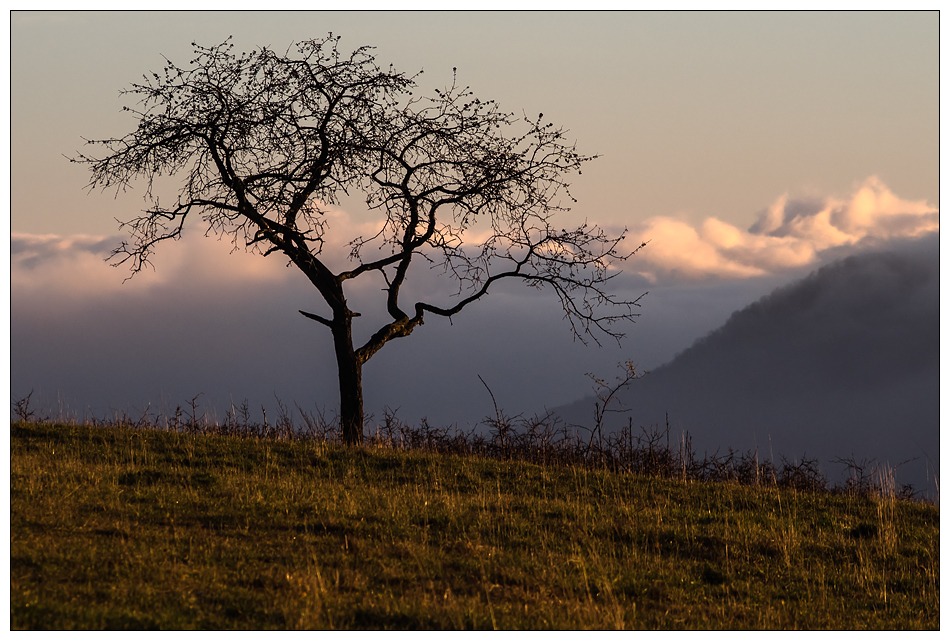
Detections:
[10, 422, 939, 629]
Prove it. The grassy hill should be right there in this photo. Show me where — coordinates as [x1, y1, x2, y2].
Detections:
[10, 421, 939, 629]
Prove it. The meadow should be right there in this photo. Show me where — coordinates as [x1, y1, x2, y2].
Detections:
[9, 403, 940, 630]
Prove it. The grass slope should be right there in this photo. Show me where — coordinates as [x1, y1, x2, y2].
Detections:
[10, 422, 939, 630]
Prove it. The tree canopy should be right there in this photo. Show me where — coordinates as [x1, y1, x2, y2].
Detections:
[75, 36, 645, 444]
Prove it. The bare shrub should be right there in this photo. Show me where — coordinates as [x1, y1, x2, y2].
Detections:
[12, 390, 38, 423]
[833, 455, 919, 501]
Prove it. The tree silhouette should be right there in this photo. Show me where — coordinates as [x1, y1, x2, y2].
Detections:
[74, 36, 645, 444]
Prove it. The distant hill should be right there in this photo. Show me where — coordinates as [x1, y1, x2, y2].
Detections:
[554, 234, 939, 496]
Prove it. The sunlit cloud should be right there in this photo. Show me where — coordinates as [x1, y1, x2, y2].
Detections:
[10, 231, 294, 300]
[13, 177, 938, 300]
[626, 177, 938, 283]
[10, 202, 436, 302]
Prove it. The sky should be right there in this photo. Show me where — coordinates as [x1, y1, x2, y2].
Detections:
[6, 11, 941, 482]
[11, 10, 938, 238]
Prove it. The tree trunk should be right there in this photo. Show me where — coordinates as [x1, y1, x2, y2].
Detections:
[332, 317, 364, 445]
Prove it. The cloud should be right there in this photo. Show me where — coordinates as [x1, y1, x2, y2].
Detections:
[626, 177, 938, 283]
[29, 176, 928, 305]
[9, 201, 404, 304]
[10, 231, 296, 302]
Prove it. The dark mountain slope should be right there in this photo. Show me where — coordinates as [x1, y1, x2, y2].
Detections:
[555, 234, 939, 495]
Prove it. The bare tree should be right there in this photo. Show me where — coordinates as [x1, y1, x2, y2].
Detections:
[74, 36, 646, 445]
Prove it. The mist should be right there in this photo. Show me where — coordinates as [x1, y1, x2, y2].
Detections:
[10, 227, 792, 430]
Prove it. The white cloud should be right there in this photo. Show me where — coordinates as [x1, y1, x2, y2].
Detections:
[625, 177, 938, 283]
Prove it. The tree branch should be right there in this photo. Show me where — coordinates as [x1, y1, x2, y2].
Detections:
[298, 310, 334, 327]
